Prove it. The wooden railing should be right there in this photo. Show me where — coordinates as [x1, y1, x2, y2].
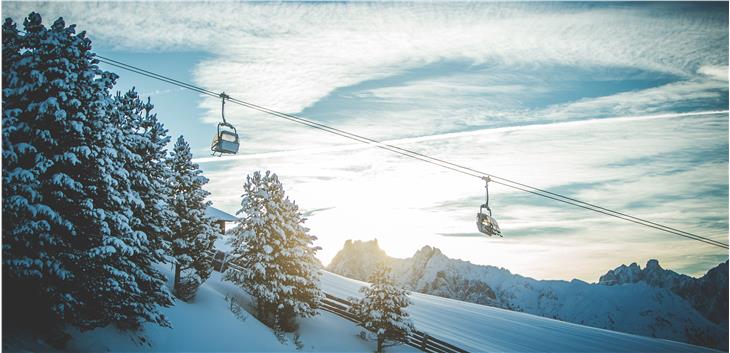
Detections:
[320, 292, 469, 353]
[209, 250, 470, 353]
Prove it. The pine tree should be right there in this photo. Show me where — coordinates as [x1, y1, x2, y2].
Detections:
[2, 13, 172, 341]
[349, 264, 415, 353]
[167, 136, 218, 301]
[113, 89, 176, 262]
[224, 170, 322, 331]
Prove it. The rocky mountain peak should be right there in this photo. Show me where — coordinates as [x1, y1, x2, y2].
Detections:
[326, 239, 391, 281]
[413, 245, 443, 261]
[599, 260, 670, 286]
[645, 259, 662, 271]
[598, 262, 642, 285]
[599, 259, 727, 327]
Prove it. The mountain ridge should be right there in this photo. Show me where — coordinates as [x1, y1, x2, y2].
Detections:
[326, 239, 728, 350]
[600, 258, 728, 325]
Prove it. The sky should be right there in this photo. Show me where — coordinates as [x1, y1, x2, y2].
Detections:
[3, 2, 728, 282]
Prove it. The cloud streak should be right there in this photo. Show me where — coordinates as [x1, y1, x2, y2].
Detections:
[201, 111, 727, 280]
[3, 2, 726, 280]
[4, 2, 727, 115]
[192, 110, 728, 164]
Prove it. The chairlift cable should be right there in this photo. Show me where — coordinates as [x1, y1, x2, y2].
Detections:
[94, 55, 729, 250]
[493, 181, 727, 248]
[97, 56, 219, 97]
[98, 58, 485, 176]
[223, 93, 727, 247]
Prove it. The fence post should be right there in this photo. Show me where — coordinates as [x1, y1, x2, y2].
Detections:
[421, 333, 429, 351]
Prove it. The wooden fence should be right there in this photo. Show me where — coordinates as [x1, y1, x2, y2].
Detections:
[209, 250, 470, 353]
[319, 293, 469, 353]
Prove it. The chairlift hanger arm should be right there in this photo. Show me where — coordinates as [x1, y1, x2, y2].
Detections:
[220, 92, 230, 125]
[481, 176, 491, 210]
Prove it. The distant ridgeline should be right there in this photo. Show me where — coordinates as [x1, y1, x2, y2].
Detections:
[327, 240, 729, 350]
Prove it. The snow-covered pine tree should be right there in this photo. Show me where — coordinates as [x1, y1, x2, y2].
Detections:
[167, 136, 218, 301]
[113, 89, 176, 263]
[349, 264, 415, 353]
[2, 13, 173, 340]
[224, 170, 322, 331]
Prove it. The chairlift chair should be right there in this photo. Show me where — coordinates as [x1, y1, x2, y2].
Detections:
[211, 122, 239, 155]
[211, 92, 240, 156]
[477, 206, 502, 237]
[476, 177, 502, 237]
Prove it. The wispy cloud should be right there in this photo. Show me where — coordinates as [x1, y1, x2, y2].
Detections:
[4, 2, 727, 115]
[193, 110, 727, 164]
[3, 2, 726, 280]
[540, 79, 728, 121]
[202, 112, 727, 280]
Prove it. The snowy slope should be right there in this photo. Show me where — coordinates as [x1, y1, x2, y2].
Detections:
[6, 265, 722, 353]
[62, 273, 287, 352]
[327, 240, 727, 349]
[5, 267, 418, 353]
[321, 271, 722, 353]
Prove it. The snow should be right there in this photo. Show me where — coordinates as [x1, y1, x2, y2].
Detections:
[213, 235, 233, 253]
[205, 206, 238, 222]
[6, 263, 722, 353]
[29, 265, 418, 352]
[207, 272, 418, 353]
[224, 171, 322, 321]
[320, 271, 722, 353]
[350, 265, 414, 347]
[63, 273, 285, 352]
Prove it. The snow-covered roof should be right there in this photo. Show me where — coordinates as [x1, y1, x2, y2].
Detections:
[205, 206, 238, 222]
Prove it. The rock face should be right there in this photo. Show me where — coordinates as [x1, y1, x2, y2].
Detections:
[600, 259, 729, 326]
[326, 240, 728, 350]
[326, 239, 393, 281]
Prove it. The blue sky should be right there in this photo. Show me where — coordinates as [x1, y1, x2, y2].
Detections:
[4, 2, 728, 281]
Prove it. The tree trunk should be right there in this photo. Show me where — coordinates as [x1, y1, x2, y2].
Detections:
[257, 299, 266, 324]
[173, 263, 181, 295]
[376, 334, 384, 353]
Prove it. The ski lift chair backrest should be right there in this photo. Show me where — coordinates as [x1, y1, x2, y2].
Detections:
[477, 212, 501, 237]
[212, 125, 240, 154]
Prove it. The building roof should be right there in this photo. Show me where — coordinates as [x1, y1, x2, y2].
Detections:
[205, 206, 239, 222]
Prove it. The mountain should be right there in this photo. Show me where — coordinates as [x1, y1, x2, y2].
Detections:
[600, 259, 728, 325]
[326, 240, 728, 350]
[327, 239, 391, 279]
